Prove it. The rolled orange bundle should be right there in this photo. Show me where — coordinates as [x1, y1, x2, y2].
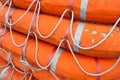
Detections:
[1, 0, 120, 23]
[0, 5, 120, 58]
[1, 30, 120, 80]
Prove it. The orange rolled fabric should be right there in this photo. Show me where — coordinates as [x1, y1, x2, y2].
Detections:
[0, 5, 120, 58]
[1, 0, 120, 23]
[1, 30, 120, 80]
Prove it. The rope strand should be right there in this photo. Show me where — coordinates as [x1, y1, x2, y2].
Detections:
[0, 0, 9, 12]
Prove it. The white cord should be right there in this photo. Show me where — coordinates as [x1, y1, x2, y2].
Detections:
[36, 0, 73, 39]
[28, 72, 33, 80]
[7, 52, 24, 74]
[7, 0, 39, 47]
[35, 1, 74, 70]
[1, 0, 120, 78]
[49, 70, 59, 80]
[20, 72, 31, 80]
[0, 65, 11, 79]
[9, 68, 14, 80]
[55, 39, 120, 76]
[21, 31, 39, 71]
[70, 17, 120, 50]
[5, 0, 37, 26]
[0, 48, 10, 68]
[0, 0, 10, 12]
[34, 0, 120, 51]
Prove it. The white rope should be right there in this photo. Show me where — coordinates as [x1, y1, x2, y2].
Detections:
[34, 0, 120, 51]
[0, 49, 24, 74]
[55, 39, 120, 76]
[0, 0, 9, 12]
[70, 17, 120, 50]
[0, 48, 10, 68]
[7, 52, 24, 74]
[9, 68, 14, 80]
[0, 0, 12, 37]
[20, 72, 31, 80]
[25, 32, 59, 80]
[7, 0, 39, 47]
[35, 1, 73, 70]
[0, 0, 120, 78]
[20, 31, 39, 72]
[49, 70, 59, 80]
[28, 72, 33, 80]
[0, 65, 11, 79]
[5, 0, 37, 26]
[36, 0, 73, 39]
[7, 5, 120, 78]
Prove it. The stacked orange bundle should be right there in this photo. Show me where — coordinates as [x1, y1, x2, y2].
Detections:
[0, 0, 120, 80]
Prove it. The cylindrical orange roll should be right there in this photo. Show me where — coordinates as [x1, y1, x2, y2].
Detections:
[0, 5, 120, 58]
[1, 30, 120, 80]
[1, 0, 120, 23]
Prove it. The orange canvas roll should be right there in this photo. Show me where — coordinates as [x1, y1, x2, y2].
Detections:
[1, 30, 120, 80]
[0, 5, 120, 58]
[1, 0, 120, 23]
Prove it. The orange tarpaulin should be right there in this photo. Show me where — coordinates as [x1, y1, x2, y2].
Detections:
[0, 5, 120, 58]
[1, 0, 120, 23]
[1, 30, 120, 80]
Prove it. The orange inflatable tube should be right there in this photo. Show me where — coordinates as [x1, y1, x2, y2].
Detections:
[0, 5, 120, 58]
[1, 0, 120, 23]
[1, 30, 120, 80]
